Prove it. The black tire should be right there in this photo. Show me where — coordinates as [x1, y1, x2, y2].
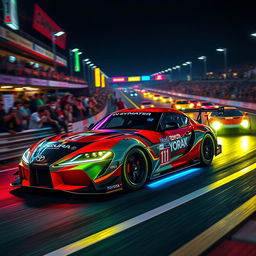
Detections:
[122, 148, 148, 191]
[200, 134, 215, 166]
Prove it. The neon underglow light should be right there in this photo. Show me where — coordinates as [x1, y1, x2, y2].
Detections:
[148, 168, 202, 188]
[112, 77, 126, 83]
[128, 76, 141, 82]
[141, 76, 150, 81]
[154, 74, 164, 81]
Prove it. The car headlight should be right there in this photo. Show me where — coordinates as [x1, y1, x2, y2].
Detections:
[57, 151, 113, 166]
[212, 121, 222, 130]
[151, 104, 154, 107]
[141, 105, 145, 109]
[176, 105, 181, 109]
[189, 103, 194, 108]
[241, 120, 249, 128]
[22, 148, 30, 164]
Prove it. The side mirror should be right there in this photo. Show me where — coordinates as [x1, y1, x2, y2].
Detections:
[88, 123, 94, 130]
[164, 122, 179, 130]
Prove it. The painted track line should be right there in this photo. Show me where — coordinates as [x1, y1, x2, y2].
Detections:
[45, 162, 256, 256]
[170, 195, 256, 256]
[120, 91, 140, 109]
[0, 167, 18, 173]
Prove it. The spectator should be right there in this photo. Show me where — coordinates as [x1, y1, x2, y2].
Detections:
[116, 98, 125, 110]
[29, 107, 61, 134]
[63, 104, 73, 123]
[37, 93, 45, 106]
[0, 101, 8, 133]
[5, 107, 22, 134]
[48, 101, 68, 133]
[28, 94, 38, 113]
[20, 101, 31, 129]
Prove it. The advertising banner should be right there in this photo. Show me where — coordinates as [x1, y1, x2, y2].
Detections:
[2, 0, 19, 30]
[33, 4, 67, 49]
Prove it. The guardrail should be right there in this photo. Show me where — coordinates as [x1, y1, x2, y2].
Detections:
[0, 104, 109, 163]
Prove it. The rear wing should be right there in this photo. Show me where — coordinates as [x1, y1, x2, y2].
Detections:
[183, 107, 224, 123]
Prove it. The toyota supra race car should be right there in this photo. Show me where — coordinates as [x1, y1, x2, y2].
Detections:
[12, 108, 222, 194]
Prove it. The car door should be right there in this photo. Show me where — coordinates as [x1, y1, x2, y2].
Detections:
[158, 112, 193, 169]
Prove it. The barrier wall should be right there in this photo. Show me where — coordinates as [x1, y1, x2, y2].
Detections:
[146, 88, 256, 111]
[72, 104, 108, 132]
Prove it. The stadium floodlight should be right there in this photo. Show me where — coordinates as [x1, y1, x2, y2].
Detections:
[172, 67, 176, 70]
[168, 68, 172, 71]
[78, 52, 82, 55]
[53, 31, 65, 37]
[186, 61, 192, 65]
[250, 33, 256, 37]
[93, 65, 97, 68]
[216, 48, 227, 76]
[182, 63, 188, 66]
[72, 48, 79, 52]
[89, 63, 94, 66]
[83, 58, 89, 62]
[176, 65, 180, 69]
[198, 56, 206, 60]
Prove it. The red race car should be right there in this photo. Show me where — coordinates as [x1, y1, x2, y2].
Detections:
[12, 108, 222, 194]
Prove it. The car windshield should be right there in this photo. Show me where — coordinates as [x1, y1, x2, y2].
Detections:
[211, 109, 243, 117]
[176, 100, 188, 104]
[142, 102, 151, 105]
[93, 112, 161, 130]
[202, 102, 213, 106]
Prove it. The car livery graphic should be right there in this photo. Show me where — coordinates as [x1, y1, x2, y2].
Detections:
[12, 108, 222, 194]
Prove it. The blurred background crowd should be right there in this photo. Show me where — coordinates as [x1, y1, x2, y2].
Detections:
[0, 92, 109, 134]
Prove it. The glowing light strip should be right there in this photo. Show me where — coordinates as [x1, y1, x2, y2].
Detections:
[128, 76, 141, 82]
[112, 77, 126, 83]
[148, 168, 202, 188]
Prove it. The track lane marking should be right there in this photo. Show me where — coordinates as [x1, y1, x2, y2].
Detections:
[119, 91, 140, 109]
[170, 195, 256, 256]
[45, 162, 256, 256]
[0, 167, 18, 173]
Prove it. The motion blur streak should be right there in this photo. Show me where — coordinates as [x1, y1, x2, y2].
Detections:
[45, 162, 256, 256]
[170, 195, 256, 256]
[148, 168, 202, 188]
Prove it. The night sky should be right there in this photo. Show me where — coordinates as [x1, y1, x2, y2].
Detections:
[20, 0, 256, 77]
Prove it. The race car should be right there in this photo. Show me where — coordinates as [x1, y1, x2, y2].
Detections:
[201, 101, 219, 109]
[140, 101, 155, 108]
[172, 99, 193, 110]
[129, 90, 138, 97]
[161, 96, 173, 103]
[190, 100, 202, 109]
[206, 107, 250, 132]
[12, 108, 221, 194]
[143, 91, 150, 96]
[153, 94, 161, 101]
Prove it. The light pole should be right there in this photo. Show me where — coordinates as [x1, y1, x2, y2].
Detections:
[186, 61, 192, 79]
[82, 59, 90, 82]
[216, 48, 227, 77]
[182, 63, 188, 79]
[198, 56, 207, 75]
[51, 31, 65, 71]
[69, 48, 79, 77]
[176, 65, 181, 80]
[168, 68, 172, 80]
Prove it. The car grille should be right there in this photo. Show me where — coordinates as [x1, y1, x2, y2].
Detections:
[30, 164, 53, 188]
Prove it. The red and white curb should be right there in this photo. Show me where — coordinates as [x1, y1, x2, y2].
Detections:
[208, 216, 256, 256]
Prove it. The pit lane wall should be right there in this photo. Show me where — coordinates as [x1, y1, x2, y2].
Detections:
[146, 88, 256, 111]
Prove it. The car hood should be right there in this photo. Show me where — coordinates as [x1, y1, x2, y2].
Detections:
[29, 130, 156, 165]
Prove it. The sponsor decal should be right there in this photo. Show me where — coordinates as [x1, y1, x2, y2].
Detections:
[107, 184, 121, 191]
[36, 155, 45, 162]
[41, 143, 76, 150]
[113, 112, 152, 116]
[160, 148, 171, 166]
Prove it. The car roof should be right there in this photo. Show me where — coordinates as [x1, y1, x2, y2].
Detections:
[115, 107, 184, 114]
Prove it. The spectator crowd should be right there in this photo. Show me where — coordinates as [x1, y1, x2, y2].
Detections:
[157, 80, 256, 103]
[0, 55, 85, 84]
[0, 92, 108, 134]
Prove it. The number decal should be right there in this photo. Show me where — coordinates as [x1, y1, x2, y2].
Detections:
[160, 148, 171, 166]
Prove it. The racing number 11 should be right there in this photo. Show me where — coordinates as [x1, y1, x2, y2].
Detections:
[160, 148, 171, 165]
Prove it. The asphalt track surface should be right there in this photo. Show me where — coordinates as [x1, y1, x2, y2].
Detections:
[0, 89, 256, 256]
